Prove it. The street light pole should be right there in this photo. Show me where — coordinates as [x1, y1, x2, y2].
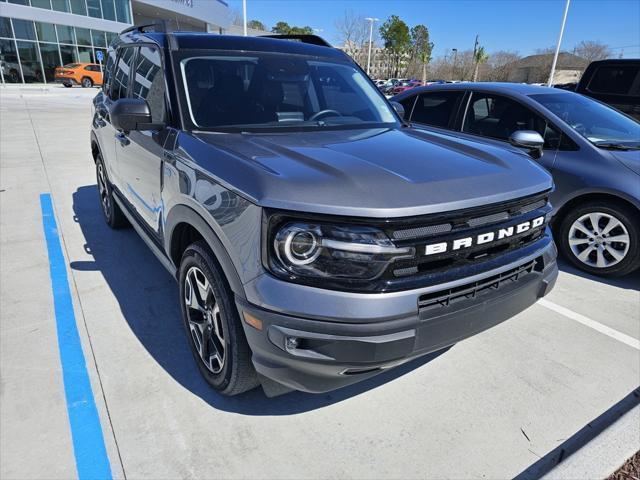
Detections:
[452, 48, 458, 80]
[365, 17, 378, 77]
[548, 0, 571, 86]
[242, 0, 247, 36]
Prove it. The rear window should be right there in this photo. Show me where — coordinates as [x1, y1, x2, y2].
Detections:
[587, 65, 638, 96]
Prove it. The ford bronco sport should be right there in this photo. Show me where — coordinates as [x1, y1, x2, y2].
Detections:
[91, 26, 558, 396]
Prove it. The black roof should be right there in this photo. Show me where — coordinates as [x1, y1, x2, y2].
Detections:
[121, 29, 345, 59]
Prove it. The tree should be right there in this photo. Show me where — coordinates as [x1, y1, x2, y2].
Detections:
[485, 50, 521, 81]
[472, 46, 489, 81]
[334, 10, 370, 67]
[379, 15, 411, 78]
[271, 21, 313, 35]
[247, 20, 267, 31]
[410, 25, 434, 83]
[573, 40, 612, 62]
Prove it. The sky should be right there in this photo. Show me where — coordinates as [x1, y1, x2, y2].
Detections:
[226, 0, 640, 58]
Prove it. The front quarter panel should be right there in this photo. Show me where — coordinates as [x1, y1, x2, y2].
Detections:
[162, 132, 264, 291]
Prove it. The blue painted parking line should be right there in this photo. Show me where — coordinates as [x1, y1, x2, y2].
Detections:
[40, 193, 112, 480]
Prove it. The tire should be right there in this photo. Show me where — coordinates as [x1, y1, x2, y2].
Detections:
[63, 83, 73, 88]
[96, 155, 129, 229]
[179, 241, 259, 396]
[81, 77, 93, 88]
[558, 201, 639, 277]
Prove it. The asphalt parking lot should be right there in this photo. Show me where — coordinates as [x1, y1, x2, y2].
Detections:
[1, 84, 638, 480]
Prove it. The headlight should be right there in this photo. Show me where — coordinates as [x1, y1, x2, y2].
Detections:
[265, 213, 414, 291]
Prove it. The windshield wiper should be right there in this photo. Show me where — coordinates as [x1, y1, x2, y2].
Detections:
[594, 142, 640, 151]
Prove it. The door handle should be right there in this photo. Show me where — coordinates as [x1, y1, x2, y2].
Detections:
[115, 132, 130, 146]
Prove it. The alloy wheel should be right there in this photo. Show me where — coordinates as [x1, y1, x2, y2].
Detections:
[184, 266, 225, 374]
[568, 212, 630, 268]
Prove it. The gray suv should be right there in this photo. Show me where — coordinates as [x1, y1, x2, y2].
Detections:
[91, 27, 557, 396]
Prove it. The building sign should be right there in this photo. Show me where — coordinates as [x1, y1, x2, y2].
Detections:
[170, 0, 193, 7]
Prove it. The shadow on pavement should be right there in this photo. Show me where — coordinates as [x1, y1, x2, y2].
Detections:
[557, 257, 640, 291]
[71, 184, 449, 416]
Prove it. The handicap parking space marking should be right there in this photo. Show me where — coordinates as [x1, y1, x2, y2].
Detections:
[40, 193, 112, 480]
[538, 298, 640, 351]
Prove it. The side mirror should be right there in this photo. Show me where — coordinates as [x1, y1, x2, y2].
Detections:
[509, 130, 545, 159]
[390, 101, 406, 119]
[110, 98, 159, 132]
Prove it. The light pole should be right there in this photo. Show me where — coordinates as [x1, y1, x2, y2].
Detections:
[365, 17, 378, 77]
[548, 0, 571, 86]
[452, 48, 458, 80]
[242, 0, 247, 36]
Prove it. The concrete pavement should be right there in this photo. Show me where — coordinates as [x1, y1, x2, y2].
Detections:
[1, 84, 638, 479]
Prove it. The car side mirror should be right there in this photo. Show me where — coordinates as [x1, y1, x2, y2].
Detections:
[390, 101, 406, 119]
[509, 130, 545, 159]
[110, 98, 162, 132]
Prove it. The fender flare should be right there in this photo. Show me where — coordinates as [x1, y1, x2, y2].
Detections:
[164, 204, 246, 299]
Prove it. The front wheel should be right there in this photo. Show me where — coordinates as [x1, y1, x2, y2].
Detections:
[81, 77, 93, 88]
[96, 155, 128, 229]
[558, 201, 639, 277]
[179, 241, 259, 396]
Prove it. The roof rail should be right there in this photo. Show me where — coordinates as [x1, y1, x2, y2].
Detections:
[259, 34, 332, 48]
[120, 21, 170, 35]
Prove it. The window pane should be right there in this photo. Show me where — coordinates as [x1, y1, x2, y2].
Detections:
[463, 93, 545, 141]
[100, 0, 115, 20]
[12, 19, 37, 40]
[86, 0, 101, 18]
[56, 24, 74, 44]
[69, 0, 87, 15]
[111, 46, 134, 100]
[39, 42, 60, 81]
[35, 22, 57, 42]
[31, 0, 52, 8]
[59, 44, 78, 65]
[102, 46, 116, 92]
[77, 45, 93, 62]
[91, 29, 105, 47]
[75, 27, 91, 46]
[105, 31, 117, 45]
[114, 0, 130, 24]
[0, 16, 13, 38]
[8, 0, 29, 5]
[0, 38, 21, 82]
[411, 91, 463, 128]
[588, 66, 638, 96]
[132, 45, 165, 122]
[16, 40, 44, 83]
[51, 0, 70, 12]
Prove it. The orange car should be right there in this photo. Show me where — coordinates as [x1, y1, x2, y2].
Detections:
[55, 62, 103, 88]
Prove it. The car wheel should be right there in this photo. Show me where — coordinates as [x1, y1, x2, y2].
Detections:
[179, 241, 259, 396]
[81, 77, 93, 88]
[96, 155, 128, 229]
[63, 82, 73, 88]
[558, 201, 639, 277]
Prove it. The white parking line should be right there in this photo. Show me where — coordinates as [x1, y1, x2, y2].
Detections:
[538, 299, 640, 351]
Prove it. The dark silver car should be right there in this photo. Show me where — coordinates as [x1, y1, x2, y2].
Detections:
[393, 83, 640, 276]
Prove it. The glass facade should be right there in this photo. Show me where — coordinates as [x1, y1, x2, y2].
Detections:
[0, 14, 122, 83]
[2, 0, 131, 23]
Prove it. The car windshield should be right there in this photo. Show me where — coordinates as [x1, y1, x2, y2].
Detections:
[179, 52, 397, 131]
[530, 92, 640, 147]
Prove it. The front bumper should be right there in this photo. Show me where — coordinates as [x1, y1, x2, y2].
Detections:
[238, 238, 558, 394]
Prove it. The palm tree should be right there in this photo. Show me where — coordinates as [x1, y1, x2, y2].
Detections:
[472, 46, 489, 82]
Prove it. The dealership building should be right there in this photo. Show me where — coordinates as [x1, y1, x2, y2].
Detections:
[0, 0, 230, 83]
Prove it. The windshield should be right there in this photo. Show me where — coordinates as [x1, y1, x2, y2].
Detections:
[530, 92, 640, 147]
[179, 52, 397, 131]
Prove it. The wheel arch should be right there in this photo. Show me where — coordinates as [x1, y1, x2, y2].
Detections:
[553, 190, 640, 230]
[165, 204, 246, 299]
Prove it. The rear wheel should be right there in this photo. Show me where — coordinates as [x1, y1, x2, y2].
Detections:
[558, 201, 639, 277]
[179, 241, 258, 396]
[96, 155, 128, 229]
[81, 76, 93, 88]
[63, 82, 72, 88]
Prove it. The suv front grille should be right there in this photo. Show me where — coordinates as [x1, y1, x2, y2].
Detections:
[418, 258, 541, 312]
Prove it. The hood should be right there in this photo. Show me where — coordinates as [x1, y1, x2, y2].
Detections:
[184, 127, 552, 218]
[608, 150, 640, 176]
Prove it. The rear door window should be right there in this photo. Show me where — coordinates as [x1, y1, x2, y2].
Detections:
[410, 91, 463, 128]
[587, 66, 639, 96]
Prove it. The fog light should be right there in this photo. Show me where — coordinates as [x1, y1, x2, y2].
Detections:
[285, 336, 299, 350]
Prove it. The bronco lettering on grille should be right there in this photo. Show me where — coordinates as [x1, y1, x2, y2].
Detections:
[424, 216, 545, 256]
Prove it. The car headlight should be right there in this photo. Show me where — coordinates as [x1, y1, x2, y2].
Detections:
[264, 212, 414, 291]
